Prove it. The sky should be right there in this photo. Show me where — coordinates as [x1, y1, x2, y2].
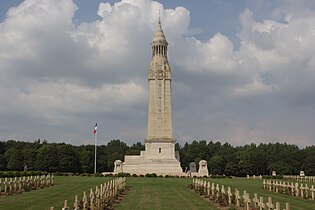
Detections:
[0, 0, 315, 147]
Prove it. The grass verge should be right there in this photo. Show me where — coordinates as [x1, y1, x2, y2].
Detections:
[0, 176, 112, 210]
[205, 178, 315, 210]
[117, 177, 218, 210]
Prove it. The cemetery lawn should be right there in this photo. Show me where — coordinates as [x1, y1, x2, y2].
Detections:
[2, 176, 314, 210]
[206, 178, 315, 210]
[0, 176, 112, 210]
[117, 177, 218, 210]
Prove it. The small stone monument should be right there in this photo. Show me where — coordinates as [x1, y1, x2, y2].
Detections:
[113, 160, 123, 173]
[198, 160, 209, 177]
[300, 171, 305, 177]
[189, 162, 197, 172]
[272, 171, 276, 176]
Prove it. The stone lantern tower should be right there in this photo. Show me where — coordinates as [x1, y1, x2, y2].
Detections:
[114, 17, 182, 175]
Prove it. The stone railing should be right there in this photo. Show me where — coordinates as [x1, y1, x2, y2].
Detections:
[263, 179, 315, 200]
[192, 178, 290, 210]
[52, 177, 126, 210]
[0, 175, 54, 195]
[283, 175, 315, 183]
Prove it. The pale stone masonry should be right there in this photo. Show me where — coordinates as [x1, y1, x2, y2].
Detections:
[147, 17, 172, 140]
[113, 17, 182, 175]
[112, 18, 208, 176]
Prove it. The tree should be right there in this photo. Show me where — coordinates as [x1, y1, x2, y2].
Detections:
[268, 161, 292, 175]
[0, 154, 6, 170]
[58, 144, 81, 172]
[35, 144, 59, 172]
[22, 147, 38, 171]
[251, 144, 267, 175]
[208, 155, 224, 174]
[301, 146, 315, 175]
[180, 140, 209, 170]
[0, 139, 312, 175]
[224, 162, 238, 176]
[104, 140, 128, 172]
[236, 145, 256, 176]
[6, 148, 24, 170]
[125, 142, 145, 155]
[302, 155, 315, 175]
[78, 147, 92, 173]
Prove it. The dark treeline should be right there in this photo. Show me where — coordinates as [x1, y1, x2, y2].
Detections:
[1, 139, 315, 176]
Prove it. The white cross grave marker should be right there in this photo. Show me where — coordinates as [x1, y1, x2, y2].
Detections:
[310, 185, 315, 200]
[235, 189, 241, 208]
[295, 183, 299, 197]
[211, 183, 215, 196]
[207, 182, 210, 196]
[275, 181, 279, 192]
[300, 184, 304, 198]
[266, 196, 274, 210]
[242, 191, 251, 210]
[291, 183, 295, 196]
[253, 193, 259, 208]
[263, 180, 266, 189]
[227, 187, 232, 204]
[62, 200, 68, 210]
[305, 184, 309, 199]
[258, 196, 266, 210]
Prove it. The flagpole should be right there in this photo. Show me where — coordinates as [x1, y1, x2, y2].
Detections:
[94, 124, 97, 174]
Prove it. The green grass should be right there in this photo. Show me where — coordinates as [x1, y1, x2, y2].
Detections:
[2, 176, 313, 210]
[205, 178, 315, 210]
[0, 176, 112, 210]
[117, 177, 218, 210]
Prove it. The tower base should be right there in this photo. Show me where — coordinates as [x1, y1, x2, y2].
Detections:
[113, 138, 184, 176]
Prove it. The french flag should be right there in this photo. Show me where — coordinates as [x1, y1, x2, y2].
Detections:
[93, 123, 97, 134]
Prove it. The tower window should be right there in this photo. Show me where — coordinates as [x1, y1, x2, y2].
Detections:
[159, 148, 162, 153]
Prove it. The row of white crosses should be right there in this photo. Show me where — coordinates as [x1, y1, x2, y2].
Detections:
[283, 175, 315, 183]
[52, 177, 126, 210]
[247, 175, 263, 179]
[263, 179, 315, 200]
[193, 178, 290, 210]
[0, 174, 54, 195]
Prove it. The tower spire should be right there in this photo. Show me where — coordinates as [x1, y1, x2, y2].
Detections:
[152, 14, 167, 44]
[152, 15, 168, 58]
[158, 9, 161, 24]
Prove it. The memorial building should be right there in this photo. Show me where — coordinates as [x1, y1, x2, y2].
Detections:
[113, 18, 208, 177]
[114, 17, 182, 175]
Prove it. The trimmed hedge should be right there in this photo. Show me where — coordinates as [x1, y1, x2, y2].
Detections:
[0, 171, 48, 178]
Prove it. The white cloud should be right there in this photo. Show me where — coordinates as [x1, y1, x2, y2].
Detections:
[0, 0, 315, 146]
